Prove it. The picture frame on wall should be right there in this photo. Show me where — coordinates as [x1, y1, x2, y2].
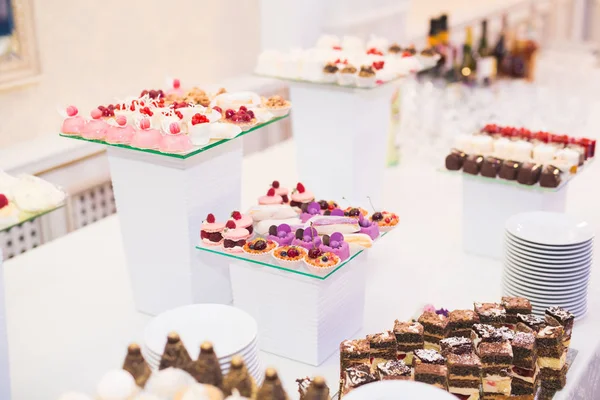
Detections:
[0, 0, 40, 91]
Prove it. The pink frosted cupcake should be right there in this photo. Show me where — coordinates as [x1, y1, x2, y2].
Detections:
[60, 105, 86, 136]
[222, 220, 250, 253]
[159, 122, 193, 154]
[106, 115, 135, 144]
[81, 108, 109, 140]
[229, 210, 253, 235]
[320, 232, 350, 261]
[290, 182, 314, 212]
[291, 227, 322, 251]
[131, 117, 162, 150]
[266, 223, 294, 246]
[271, 180, 289, 204]
[200, 213, 225, 246]
[258, 188, 283, 205]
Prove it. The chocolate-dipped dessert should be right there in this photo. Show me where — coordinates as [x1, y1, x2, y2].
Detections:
[223, 355, 255, 397]
[187, 342, 224, 389]
[122, 343, 151, 388]
[517, 162, 542, 185]
[303, 376, 330, 400]
[481, 156, 502, 178]
[159, 332, 193, 370]
[499, 160, 520, 180]
[540, 165, 562, 188]
[256, 368, 288, 400]
[445, 149, 466, 170]
[462, 155, 484, 175]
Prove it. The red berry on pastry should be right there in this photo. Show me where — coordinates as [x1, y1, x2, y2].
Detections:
[225, 109, 235, 119]
[385, 217, 391, 223]
[231, 211, 242, 220]
[90, 108, 102, 119]
[239, 105, 248, 112]
[169, 122, 180, 134]
[308, 248, 322, 259]
[225, 220, 236, 229]
[0, 194, 8, 208]
[267, 188, 276, 196]
[372, 61, 385, 70]
[206, 213, 215, 223]
[175, 110, 183, 119]
[139, 118, 151, 130]
[272, 180, 280, 189]
[247, 110, 255, 118]
[213, 106, 222, 114]
[296, 183, 305, 193]
[66, 105, 78, 117]
[287, 248, 299, 258]
[116, 115, 127, 126]
[173, 78, 181, 89]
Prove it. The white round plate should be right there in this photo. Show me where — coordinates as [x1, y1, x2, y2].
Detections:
[504, 252, 592, 271]
[143, 337, 259, 360]
[502, 282, 587, 301]
[504, 258, 592, 276]
[505, 243, 593, 263]
[502, 276, 588, 297]
[143, 345, 259, 367]
[504, 266, 591, 287]
[505, 233, 593, 254]
[503, 273, 588, 294]
[505, 230, 594, 250]
[505, 212, 594, 246]
[502, 288, 587, 309]
[342, 380, 457, 400]
[505, 260, 591, 280]
[143, 304, 258, 358]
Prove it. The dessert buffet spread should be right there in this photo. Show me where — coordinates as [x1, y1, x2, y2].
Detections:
[199, 181, 399, 276]
[58, 334, 331, 400]
[255, 35, 439, 87]
[59, 79, 291, 156]
[337, 297, 576, 400]
[0, 170, 66, 230]
[445, 125, 596, 189]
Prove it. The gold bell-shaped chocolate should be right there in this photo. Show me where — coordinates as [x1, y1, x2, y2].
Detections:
[304, 377, 330, 400]
[256, 368, 288, 400]
[223, 355, 256, 397]
[187, 341, 223, 389]
[159, 332, 193, 370]
[122, 343, 152, 388]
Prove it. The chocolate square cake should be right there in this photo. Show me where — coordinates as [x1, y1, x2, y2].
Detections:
[447, 352, 482, 397]
[446, 149, 467, 171]
[341, 364, 378, 396]
[472, 324, 514, 348]
[414, 363, 448, 391]
[366, 331, 397, 366]
[539, 364, 567, 391]
[440, 336, 474, 357]
[463, 155, 484, 175]
[447, 310, 479, 338]
[413, 348, 445, 366]
[499, 160, 520, 181]
[510, 332, 539, 396]
[545, 306, 574, 347]
[517, 162, 542, 185]
[481, 156, 502, 178]
[536, 326, 566, 371]
[375, 360, 412, 381]
[339, 339, 370, 376]
[517, 313, 546, 333]
[418, 311, 448, 351]
[501, 296, 532, 325]
[393, 320, 424, 366]
[479, 341, 513, 369]
[540, 165, 562, 188]
[474, 302, 506, 327]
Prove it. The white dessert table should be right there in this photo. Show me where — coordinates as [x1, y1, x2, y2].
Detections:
[4, 139, 600, 400]
[0, 249, 10, 400]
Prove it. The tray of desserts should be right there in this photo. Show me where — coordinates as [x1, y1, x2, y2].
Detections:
[255, 34, 439, 89]
[334, 296, 577, 400]
[444, 124, 596, 191]
[0, 171, 66, 232]
[58, 79, 291, 158]
[196, 181, 398, 279]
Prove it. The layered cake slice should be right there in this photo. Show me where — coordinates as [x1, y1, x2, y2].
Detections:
[501, 296, 532, 326]
[447, 310, 480, 338]
[366, 331, 397, 368]
[418, 311, 448, 351]
[536, 326, 567, 390]
[440, 337, 474, 357]
[413, 348, 446, 366]
[478, 341, 513, 396]
[393, 320, 424, 366]
[340, 364, 378, 398]
[545, 306, 574, 347]
[474, 302, 506, 327]
[447, 352, 482, 400]
[339, 339, 370, 377]
[510, 332, 539, 396]
[375, 360, 412, 381]
[472, 324, 514, 348]
[414, 363, 448, 391]
[517, 313, 546, 333]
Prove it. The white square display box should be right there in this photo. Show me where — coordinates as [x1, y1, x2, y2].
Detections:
[289, 81, 398, 206]
[462, 176, 568, 259]
[108, 140, 243, 316]
[228, 253, 368, 366]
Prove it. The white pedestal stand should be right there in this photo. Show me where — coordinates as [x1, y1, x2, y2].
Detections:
[229, 254, 368, 366]
[462, 177, 568, 259]
[0, 249, 10, 400]
[289, 83, 396, 206]
[108, 141, 243, 315]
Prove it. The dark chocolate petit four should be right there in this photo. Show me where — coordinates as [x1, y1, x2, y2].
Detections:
[418, 312, 448, 351]
[375, 360, 412, 381]
[517, 162, 542, 185]
[501, 296, 532, 325]
[463, 155, 484, 175]
[447, 352, 481, 398]
[341, 364, 378, 396]
[517, 313, 546, 333]
[481, 156, 502, 178]
[339, 339, 370, 377]
[545, 306, 575, 347]
[414, 363, 448, 391]
[447, 309, 479, 338]
[393, 320, 423, 366]
[540, 165, 562, 188]
[499, 160, 520, 180]
[474, 302, 506, 327]
[413, 348, 445, 366]
[366, 331, 397, 367]
[440, 336, 474, 356]
[445, 149, 467, 171]
[510, 331, 539, 395]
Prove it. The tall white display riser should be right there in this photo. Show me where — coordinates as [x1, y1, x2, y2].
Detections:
[229, 253, 368, 366]
[0, 249, 10, 400]
[289, 83, 395, 206]
[462, 177, 568, 259]
[108, 142, 242, 315]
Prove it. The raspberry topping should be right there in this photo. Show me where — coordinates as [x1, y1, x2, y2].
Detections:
[191, 113, 209, 125]
[272, 180, 280, 189]
[231, 211, 242, 220]
[169, 122, 180, 134]
[90, 108, 102, 119]
[116, 115, 127, 126]
[66, 105, 78, 117]
[206, 213, 215, 223]
[173, 78, 181, 89]
[225, 220, 236, 229]
[296, 183, 305, 193]
[0, 194, 8, 209]
[139, 118, 151, 130]
[267, 188, 275, 196]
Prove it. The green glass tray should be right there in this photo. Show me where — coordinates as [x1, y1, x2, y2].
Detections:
[255, 74, 406, 91]
[196, 232, 388, 281]
[0, 203, 65, 233]
[59, 115, 288, 159]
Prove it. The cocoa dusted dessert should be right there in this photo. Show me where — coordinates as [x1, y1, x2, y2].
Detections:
[358, 65, 376, 78]
[366, 331, 397, 367]
[388, 43, 403, 54]
[340, 65, 357, 74]
[517, 162, 542, 185]
[414, 363, 448, 391]
[463, 155, 484, 175]
[445, 149, 467, 171]
[339, 339, 370, 376]
[413, 348, 445, 366]
[536, 326, 567, 391]
[510, 332, 539, 396]
[159, 332, 193, 370]
[499, 160, 521, 180]
[545, 306, 575, 347]
[440, 336, 474, 356]
[472, 324, 514, 348]
[540, 165, 562, 188]
[122, 343, 151, 388]
[501, 296, 532, 325]
[474, 302, 506, 327]
[479, 341, 513, 397]
[481, 156, 502, 178]
[447, 309, 479, 338]
[375, 360, 412, 381]
[323, 62, 339, 74]
[393, 320, 424, 366]
[446, 352, 482, 399]
[341, 364, 378, 397]
[418, 311, 448, 351]
[517, 313, 546, 333]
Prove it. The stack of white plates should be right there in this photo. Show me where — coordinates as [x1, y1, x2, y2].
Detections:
[503, 211, 594, 318]
[141, 304, 263, 384]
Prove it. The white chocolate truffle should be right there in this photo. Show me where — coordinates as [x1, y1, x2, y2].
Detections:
[493, 138, 514, 160]
[315, 34, 340, 49]
[97, 370, 138, 400]
[554, 148, 581, 172]
[57, 392, 94, 400]
[533, 144, 557, 164]
[145, 368, 196, 399]
[455, 134, 475, 154]
[471, 135, 494, 155]
[512, 140, 534, 163]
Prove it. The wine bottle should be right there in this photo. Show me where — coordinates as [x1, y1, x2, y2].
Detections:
[522, 3, 539, 81]
[511, 24, 527, 78]
[494, 14, 509, 76]
[460, 26, 476, 82]
[476, 19, 496, 85]
[438, 14, 449, 45]
[427, 18, 438, 48]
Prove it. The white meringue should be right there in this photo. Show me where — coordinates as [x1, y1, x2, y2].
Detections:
[96, 369, 138, 400]
[145, 368, 196, 399]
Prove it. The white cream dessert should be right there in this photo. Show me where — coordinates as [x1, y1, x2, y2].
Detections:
[493, 137, 514, 160]
[0, 195, 19, 228]
[533, 144, 557, 164]
[96, 369, 140, 400]
[471, 135, 494, 156]
[554, 148, 581, 172]
[512, 140, 534, 163]
[11, 175, 65, 212]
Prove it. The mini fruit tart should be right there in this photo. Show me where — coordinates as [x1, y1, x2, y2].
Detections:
[242, 238, 277, 260]
[304, 248, 341, 275]
[272, 245, 307, 268]
[223, 106, 258, 131]
[371, 211, 399, 231]
[344, 207, 368, 218]
[262, 95, 291, 118]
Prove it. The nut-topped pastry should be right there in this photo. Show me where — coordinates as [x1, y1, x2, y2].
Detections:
[376, 360, 412, 381]
[256, 368, 288, 400]
[338, 64, 358, 86]
[357, 65, 376, 87]
[474, 302, 506, 327]
[545, 306, 574, 347]
[393, 320, 424, 365]
[447, 309, 479, 338]
[501, 296, 532, 325]
[440, 336, 474, 357]
[223, 356, 256, 397]
[187, 341, 224, 389]
[322, 62, 339, 83]
[339, 339, 370, 376]
[122, 343, 151, 388]
[418, 311, 448, 351]
[159, 332, 193, 370]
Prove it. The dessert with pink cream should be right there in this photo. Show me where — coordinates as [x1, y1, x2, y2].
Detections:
[60, 106, 86, 136]
[258, 188, 283, 205]
[82, 108, 109, 140]
[158, 122, 193, 154]
[290, 182, 314, 211]
[229, 210, 253, 235]
[222, 220, 250, 253]
[270, 180, 289, 203]
[200, 213, 225, 246]
[105, 115, 135, 144]
[130, 118, 162, 150]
